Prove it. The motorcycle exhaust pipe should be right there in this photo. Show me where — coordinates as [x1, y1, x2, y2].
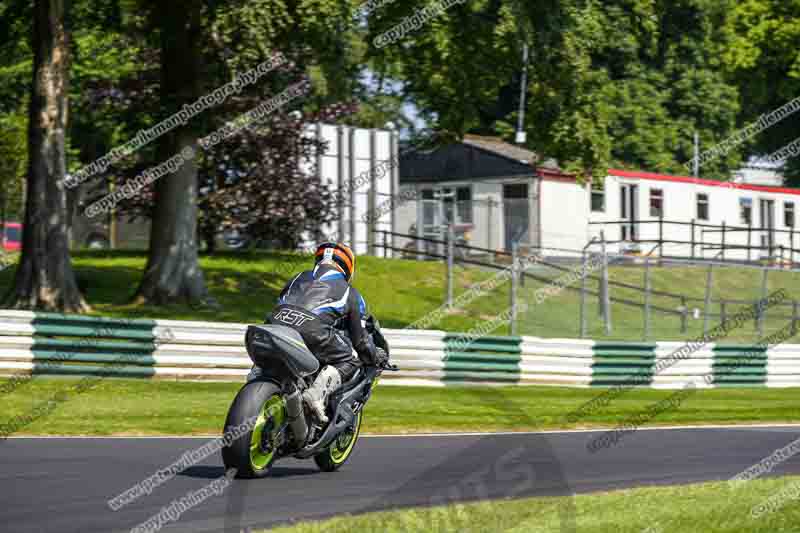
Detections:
[285, 388, 308, 445]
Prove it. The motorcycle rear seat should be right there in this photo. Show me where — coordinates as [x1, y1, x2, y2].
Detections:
[246, 325, 320, 378]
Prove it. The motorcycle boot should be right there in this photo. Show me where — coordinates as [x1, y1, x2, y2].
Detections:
[302, 365, 341, 424]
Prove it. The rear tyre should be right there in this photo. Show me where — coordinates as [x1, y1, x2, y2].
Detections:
[222, 380, 286, 479]
[313, 411, 363, 472]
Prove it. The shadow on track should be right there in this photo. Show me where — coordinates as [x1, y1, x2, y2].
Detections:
[221, 385, 577, 532]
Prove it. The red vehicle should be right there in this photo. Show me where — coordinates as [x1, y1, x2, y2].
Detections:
[2, 223, 21, 252]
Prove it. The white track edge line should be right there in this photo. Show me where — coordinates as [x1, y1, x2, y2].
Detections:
[5, 422, 800, 439]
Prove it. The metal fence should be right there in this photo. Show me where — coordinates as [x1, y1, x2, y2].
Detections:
[588, 218, 800, 265]
[377, 229, 800, 343]
[516, 251, 800, 342]
[392, 192, 800, 265]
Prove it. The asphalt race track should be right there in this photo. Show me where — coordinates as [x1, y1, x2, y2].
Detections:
[2, 426, 800, 532]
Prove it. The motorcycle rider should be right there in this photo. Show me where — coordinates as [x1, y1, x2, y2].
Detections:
[250, 242, 386, 423]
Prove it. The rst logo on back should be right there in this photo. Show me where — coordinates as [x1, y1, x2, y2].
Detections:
[274, 308, 316, 327]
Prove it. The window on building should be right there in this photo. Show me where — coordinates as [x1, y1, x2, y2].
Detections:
[649, 189, 664, 217]
[739, 198, 752, 225]
[456, 186, 473, 223]
[435, 186, 473, 225]
[696, 193, 709, 221]
[441, 189, 455, 223]
[591, 180, 605, 212]
[421, 189, 436, 226]
[786, 202, 795, 228]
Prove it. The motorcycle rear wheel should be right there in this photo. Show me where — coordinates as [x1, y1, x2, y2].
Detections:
[222, 380, 286, 478]
[313, 411, 363, 472]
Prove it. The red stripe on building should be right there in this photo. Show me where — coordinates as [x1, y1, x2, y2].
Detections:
[537, 167, 800, 196]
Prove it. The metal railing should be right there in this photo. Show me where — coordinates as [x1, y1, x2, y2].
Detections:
[376, 228, 800, 341]
[588, 217, 800, 265]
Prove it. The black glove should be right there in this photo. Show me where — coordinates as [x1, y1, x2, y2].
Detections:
[375, 347, 389, 367]
[365, 314, 379, 334]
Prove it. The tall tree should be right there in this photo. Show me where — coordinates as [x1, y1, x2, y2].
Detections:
[723, 0, 800, 185]
[531, 0, 741, 179]
[367, 0, 742, 180]
[366, 0, 519, 137]
[4, 0, 89, 312]
[197, 103, 352, 252]
[133, 0, 208, 305]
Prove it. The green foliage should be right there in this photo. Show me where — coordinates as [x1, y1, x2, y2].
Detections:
[521, 0, 741, 179]
[724, 0, 800, 104]
[0, 110, 27, 220]
[2, 0, 798, 253]
[205, 0, 368, 108]
[723, 0, 800, 185]
[368, 0, 744, 181]
[367, 0, 514, 137]
[0, 0, 32, 115]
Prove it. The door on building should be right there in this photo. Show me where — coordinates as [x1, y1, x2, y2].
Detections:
[420, 189, 440, 235]
[620, 184, 639, 241]
[503, 183, 529, 251]
[759, 198, 776, 255]
[416, 189, 442, 257]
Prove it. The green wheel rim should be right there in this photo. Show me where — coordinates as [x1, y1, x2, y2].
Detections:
[249, 394, 285, 471]
[329, 411, 362, 464]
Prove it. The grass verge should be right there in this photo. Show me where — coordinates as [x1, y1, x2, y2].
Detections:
[1, 379, 797, 436]
[0, 250, 797, 341]
[264, 475, 800, 532]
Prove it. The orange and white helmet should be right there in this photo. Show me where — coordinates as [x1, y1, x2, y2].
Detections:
[314, 242, 356, 281]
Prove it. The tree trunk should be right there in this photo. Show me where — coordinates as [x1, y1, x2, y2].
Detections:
[133, 0, 209, 306]
[3, 0, 89, 312]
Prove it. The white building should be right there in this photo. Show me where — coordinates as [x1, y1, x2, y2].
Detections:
[397, 135, 540, 253]
[555, 168, 799, 260]
[398, 136, 800, 262]
[303, 123, 400, 256]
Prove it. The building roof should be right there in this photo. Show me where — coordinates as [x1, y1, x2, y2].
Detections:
[400, 135, 538, 184]
[609, 168, 800, 196]
[539, 166, 800, 197]
[461, 135, 538, 164]
[399, 134, 800, 196]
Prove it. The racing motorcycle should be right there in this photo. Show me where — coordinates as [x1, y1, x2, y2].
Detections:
[222, 316, 395, 478]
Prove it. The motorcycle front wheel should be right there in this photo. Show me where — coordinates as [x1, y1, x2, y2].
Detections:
[313, 410, 363, 472]
[222, 380, 286, 478]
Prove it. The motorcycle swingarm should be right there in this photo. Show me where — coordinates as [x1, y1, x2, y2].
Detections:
[293, 380, 370, 459]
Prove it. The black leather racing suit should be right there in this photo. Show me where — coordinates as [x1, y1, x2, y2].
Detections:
[266, 263, 378, 381]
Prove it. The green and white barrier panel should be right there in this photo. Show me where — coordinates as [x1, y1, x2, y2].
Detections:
[0, 311, 799, 387]
[588, 340, 800, 388]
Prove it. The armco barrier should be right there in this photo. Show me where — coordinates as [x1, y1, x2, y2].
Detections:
[0, 311, 799, 387]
